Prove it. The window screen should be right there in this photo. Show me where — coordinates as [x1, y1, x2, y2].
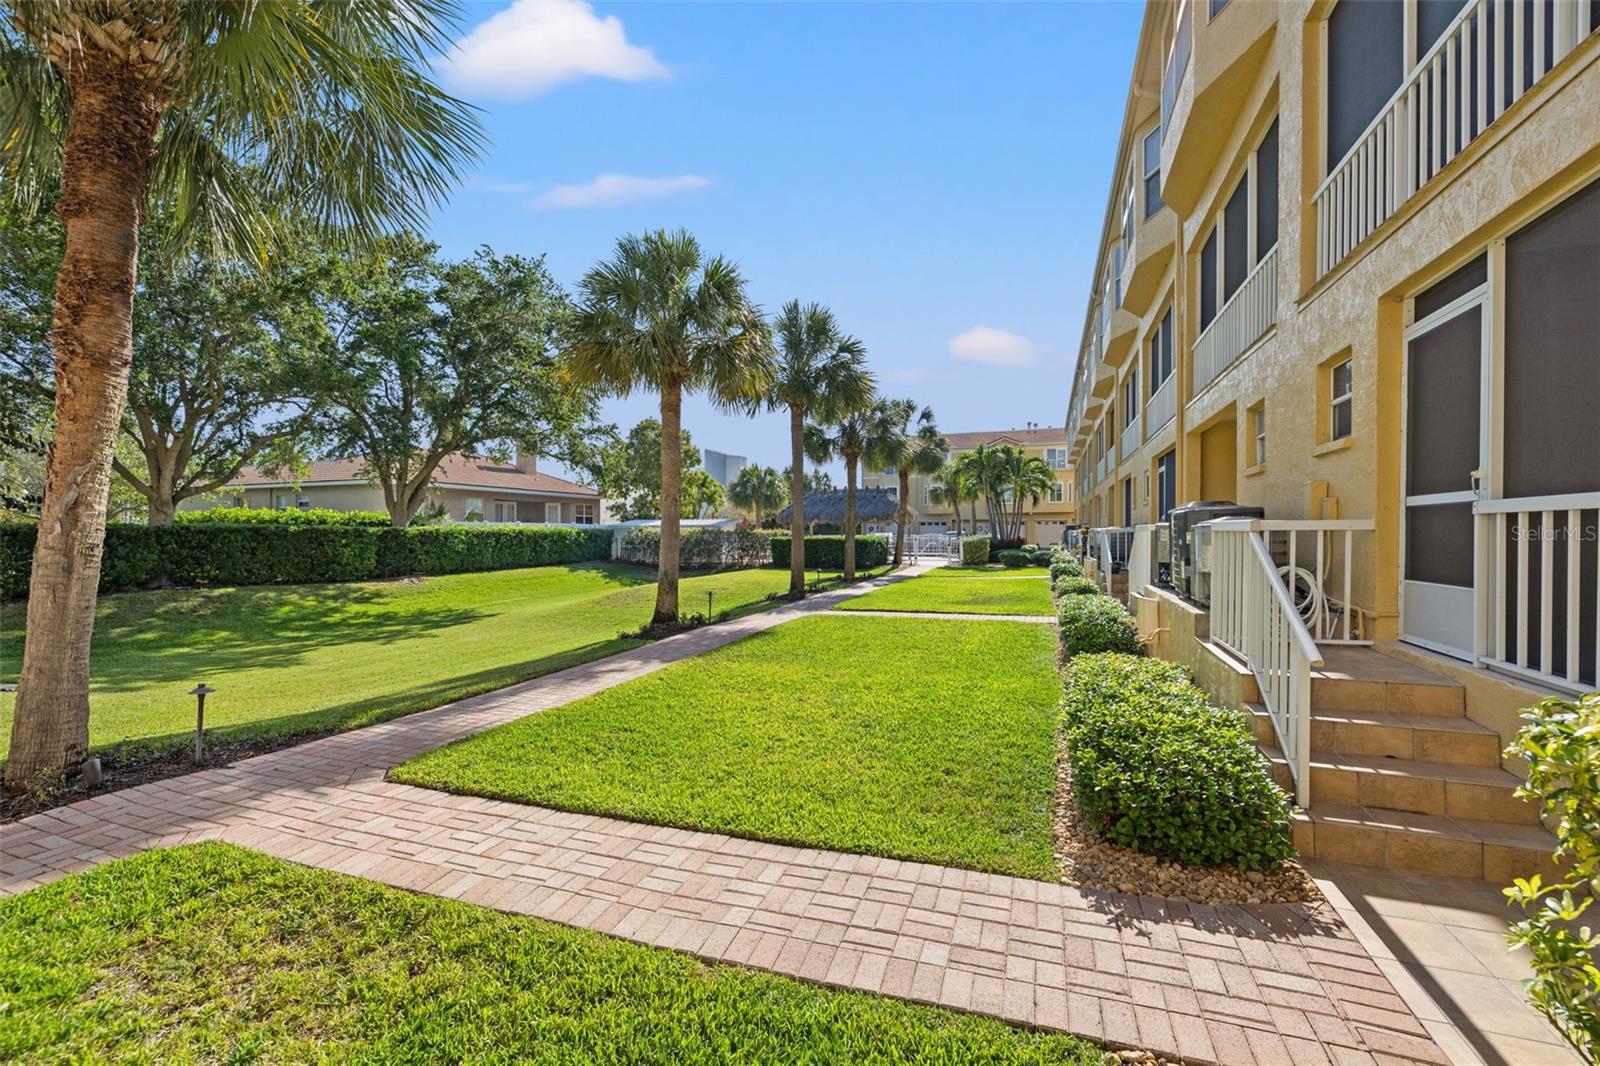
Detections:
[1406, 307, 1481, 497]
[1504, 178, 1600, 497]
[1414, 253, 1486, 320]
[1223, 177, 1249, 299]
[1255, 119, 1279, 259]
[1200, 231, 1218, 328]
[1417, 0, 1470, 59]
[1157, 450, 1177, 520]
[1406, 502, 1475, 587]
[1327, 0, 1404, 170]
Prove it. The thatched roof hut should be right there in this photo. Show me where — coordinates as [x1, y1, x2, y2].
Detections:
[778, 488, 900, 527]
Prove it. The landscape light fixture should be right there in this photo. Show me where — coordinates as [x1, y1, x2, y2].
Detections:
[188, 684, 216, 764]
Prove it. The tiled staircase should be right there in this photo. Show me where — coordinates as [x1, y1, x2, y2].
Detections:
[1228, 645, 1560, 883]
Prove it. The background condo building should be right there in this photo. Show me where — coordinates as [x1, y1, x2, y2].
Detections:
[1066, 0, 1600, 878]
[863, 426, 1077, 542]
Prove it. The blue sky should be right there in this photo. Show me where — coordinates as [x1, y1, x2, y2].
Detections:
[425, 1, 1142, 478]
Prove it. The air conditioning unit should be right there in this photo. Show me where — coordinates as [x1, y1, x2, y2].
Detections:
[1169, 502, 1264, 602]
[1152, 524, 1173, 587]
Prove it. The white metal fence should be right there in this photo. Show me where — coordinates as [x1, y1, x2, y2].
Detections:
[1315, 0, 1596, 277]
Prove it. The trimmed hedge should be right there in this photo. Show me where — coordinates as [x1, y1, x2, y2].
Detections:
[1049, 557, 1083, 582]
[959, 536, 990, 566]
[618, 527, 772, 570]
[1027, 548, 1054, 567]
[0, 522, 612, 599]
[768, 534, 888, 571]
[1061, 653, 1295, 869]
[1057, 593, 1142, 658]
[987, 537, 1025, 562]
[995, 549, 1032, 569]
[174, 507, 390, 526]
[1053, 575, 1101, 598]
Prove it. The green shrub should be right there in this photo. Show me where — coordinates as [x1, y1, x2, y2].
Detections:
[0, 522, 612, 599]
[1049, 557, 1083, 582]
[768, 534, 888, 571]
[1504, 692, 1600, 1059]
[995, 549, 1031, 569]
[1054, 575, 1101, 597]
[959, 536, 990, 566]
[1027, 547, 1054, 566]
[986, 537, 1025, 562]
[174, 507, 390, 526]
[618, 527, 772, 570]
[1061, 653, 1295, 870]
[1057, 593, 1142, 658]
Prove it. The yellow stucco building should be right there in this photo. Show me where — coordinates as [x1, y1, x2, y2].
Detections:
[1065, 0, 1599, 879]
[861, 427, 1078, 543]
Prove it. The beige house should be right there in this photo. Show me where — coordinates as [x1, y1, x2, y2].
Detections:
[862, 427, 1077, 542]
[197, 453, 600, 523]
[1065, 0, 1599, 881]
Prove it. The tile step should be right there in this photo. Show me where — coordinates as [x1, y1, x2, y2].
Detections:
[1245, 703, 1503, 766]
[1261, 746, 1539, 825]
[1292, 803, 1561, 884]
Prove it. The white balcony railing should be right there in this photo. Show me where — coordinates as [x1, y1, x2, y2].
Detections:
[1478, 492, 1600, 693]
[1192, 246, 1276, 398]
[1314, 0, 1596, 277]
[1120, 414, 1142, 463]
[1146, 375, 1176, 433]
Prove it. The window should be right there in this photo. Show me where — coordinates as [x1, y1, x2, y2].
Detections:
[1250, 403, 1267, 466]
[1326, 0, 1405, 171]
[544, 502, 562, 523]
[922, 484, 932, 505]
[1049, 481, 1065, 504]
[231, 495, 246, 508]
[1142, 127, 1163, 218]
[1122, 477, 1134, 527]
[274, 492, 290, 511]
[1209, 0, 1229, 15]
[1122, 368, 1139, 426]
[1199, 230, 1218, 328]
[1201, 117, 1280, 317]
[575, 503, 596, 524]
[463, 498, 484, 521]
[1222, 176, 1249, 300]
[884, 486, 898, 499]
[1148, 307, 1174, 389]
[1045, 446, 1068, 470]
[1329, 359, 1353, 440]
[1255, 119, 1279, 258]
[1156, 450, 1177, 520]
[492, 500, 517, 523]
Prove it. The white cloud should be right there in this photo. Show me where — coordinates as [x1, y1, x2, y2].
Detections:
[947, 326, 1038, 368]
[530, 173, 710, 210]
[440, 0, 668, 99]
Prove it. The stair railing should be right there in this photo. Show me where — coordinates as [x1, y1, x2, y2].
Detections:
[1207, 519, 1321, 808]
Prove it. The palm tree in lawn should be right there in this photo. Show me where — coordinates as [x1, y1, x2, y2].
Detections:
[729, 464, 784, 526]
[766, 301, 873, 596]
[982, 445, 1055, 541]
[566, 230, 774, 625]
[867, 399, 947, 567]
[952, 447, 986, 534]
[805, 401, 881, 579]
[0, 2, 482, 790]
[928, 461, 972, 537]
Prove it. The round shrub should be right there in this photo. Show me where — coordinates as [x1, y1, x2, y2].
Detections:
[1054, 575, 1100, 597]
[1049, 557, 1083, 582]
[1027, 547, 1054, 566]
[1061, 653, 1295, 869]
[1057, 594, 1142, 658]
[995, 549, 1031, 569]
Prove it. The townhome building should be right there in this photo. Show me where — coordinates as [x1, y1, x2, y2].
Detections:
[1065, 0, 1600, 879]
[862, 426, 1078, 542]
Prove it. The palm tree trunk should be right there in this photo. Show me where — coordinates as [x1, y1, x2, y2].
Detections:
[894, 468, 910, 567]
[655, 382, 683, 624]
[969, 498, 978, 534]
[788, 404, 805, 595]
[6, 64, 161, 791]
[843, 452, 858, 579]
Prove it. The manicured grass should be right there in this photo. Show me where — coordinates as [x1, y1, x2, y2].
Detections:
[836, 569, 1054, 616]
[0, 843, 1102, 1064]
[0, 564, 865, 756]
[394, 615, 1062, 879]
[942, 566, 1052, 578]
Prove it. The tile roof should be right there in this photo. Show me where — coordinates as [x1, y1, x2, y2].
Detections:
[942, 427, 1069, 450]
[229, 453, 598, 497]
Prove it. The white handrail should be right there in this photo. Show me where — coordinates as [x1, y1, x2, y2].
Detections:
[1209, 523, 1321, 808]
[1192, 246, 1277, 398]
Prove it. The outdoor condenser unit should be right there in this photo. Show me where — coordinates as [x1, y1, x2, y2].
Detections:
[1169, 502, 1264, 603]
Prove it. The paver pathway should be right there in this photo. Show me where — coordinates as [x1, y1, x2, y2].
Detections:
[0, 564, 1445, 1066]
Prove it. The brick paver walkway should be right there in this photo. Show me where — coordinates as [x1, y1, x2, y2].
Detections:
[0, 564, 1445, 1065]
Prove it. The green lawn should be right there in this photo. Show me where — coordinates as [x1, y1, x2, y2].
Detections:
[836, 569, 1054, 616]
[0, 564, 864, 756]
[393, 615, 1062, 879]
[0, 843, 1101, 1064]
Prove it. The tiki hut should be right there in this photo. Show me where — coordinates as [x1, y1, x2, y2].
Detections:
[778, 488, 901, 532]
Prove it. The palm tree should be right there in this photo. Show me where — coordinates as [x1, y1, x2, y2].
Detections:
[0, 3, 482, 790]
[766, 301, 873, 595]
[867, 399, 946, 567]
[729, 463, 784, 526]
[952, 448, 986, 534]
[1002, 451, 1057, 541]
[566, 230, 773, 625]
[928, 461, 970, 537]
[805, 402, 881, 578]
